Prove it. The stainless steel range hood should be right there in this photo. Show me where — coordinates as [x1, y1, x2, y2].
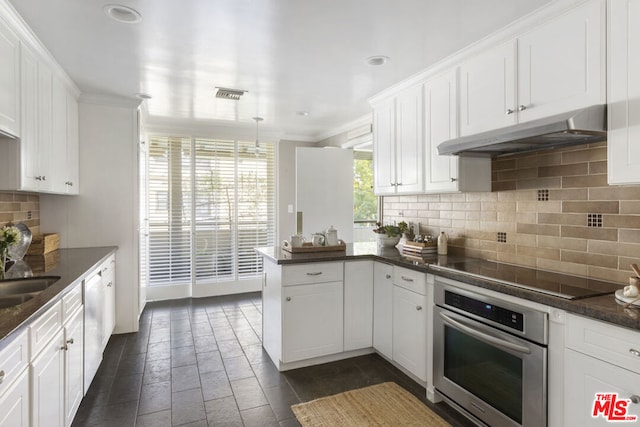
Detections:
[437, 104, 607, 157]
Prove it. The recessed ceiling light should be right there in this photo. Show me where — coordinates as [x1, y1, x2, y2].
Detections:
[135, 93, 152, 100]
[365, 55, 390, 67]
[104, 4, 142, 24]
[296, 111, 310, 117]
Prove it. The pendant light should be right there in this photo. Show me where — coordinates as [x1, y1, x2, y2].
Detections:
[252, 117, 263, 154]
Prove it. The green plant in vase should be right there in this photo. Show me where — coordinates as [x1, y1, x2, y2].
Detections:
[0, 225, 20, 279]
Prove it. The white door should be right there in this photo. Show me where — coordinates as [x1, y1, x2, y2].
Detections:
[517, 0, 605, 123]
[296, 147, 353, 242]
[31, 329, 64, 427]
[372, 98, 396, 195]
[395, 84, 424, 194]
[0, 17, 19, 137]
[608, 0, 640, 184]
[373, 262, 393, 360]
[424, 69, 459, 192]
[392, 285, 426, 381]
[344, 261, 374, 351]
[282, 281, 344, 363]
[64, 309, 84, 427]
[459, 40, 517, 136]
[0, 369, 29, 427]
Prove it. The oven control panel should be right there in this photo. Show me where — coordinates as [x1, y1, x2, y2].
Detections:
[444, 290, 524, 332]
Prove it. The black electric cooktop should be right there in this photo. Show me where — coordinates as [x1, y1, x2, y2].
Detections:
[428, 258, 621, 300]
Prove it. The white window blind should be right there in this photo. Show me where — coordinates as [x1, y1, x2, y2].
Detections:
[144, 135, 275, 289]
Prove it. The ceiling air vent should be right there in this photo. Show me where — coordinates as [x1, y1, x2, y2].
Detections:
[215, 87, 247, 100]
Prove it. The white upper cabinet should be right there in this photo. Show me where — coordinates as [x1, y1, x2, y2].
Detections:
[0, 16, 19, 138]
[424, 69, 491, 193]
[607, 0, 640, 185]
[517, 0, 605, 122]
[459, 40, 517, 136]
[460, 0, 605, 137]
[372, 84, 424, 195]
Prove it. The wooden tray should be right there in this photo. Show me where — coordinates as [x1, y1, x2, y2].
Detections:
[282, 242, 347, 253]
[404, 240, 437, 248]
[27, 233, 59, 255]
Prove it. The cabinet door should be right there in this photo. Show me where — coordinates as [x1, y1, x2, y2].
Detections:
[31, 328, 64, 427]
[36, 61, 53, 192]
[372, 97, 397, 195]
[282, 281, 343, 363]
[20, 44, 39, 191]
[0, 17, 20, 138]
[392, 285, 426, 381]
[459, 40, 517, 136]
[64, 308, 84, 427]
[424, 69, 459, 193]
[395, 84, 424, 194]
[51, 78, 68, 193]
[65, 93, 79, 193]
[608, 0, 640, 185]
[344, 261, 373, 351]
[564, 349, 640, 426]
[373, 262, 393, 360]
[518, 0, 605, 123]
[0, 368, 29, 427]
[102, 257, 116, 349]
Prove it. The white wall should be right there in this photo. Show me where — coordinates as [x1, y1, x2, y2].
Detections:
[41, 97, 141, 334]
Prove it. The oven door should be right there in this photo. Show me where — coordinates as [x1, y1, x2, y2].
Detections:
[434, 306, 547, 427]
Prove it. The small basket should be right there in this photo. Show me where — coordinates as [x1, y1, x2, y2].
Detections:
[27, 233, 60, 255]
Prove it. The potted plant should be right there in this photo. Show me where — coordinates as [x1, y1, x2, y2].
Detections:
[373, 222, 402, 247]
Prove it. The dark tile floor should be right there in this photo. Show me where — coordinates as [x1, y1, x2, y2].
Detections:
[72, 292, 473, 427]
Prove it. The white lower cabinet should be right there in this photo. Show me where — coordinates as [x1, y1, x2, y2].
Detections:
[344, 261, 373, 351]
[0, 368, 29, 427]
[64, 308, 84, 427]
[31, 328, 64, 427]
[373, 262, 393, 359]
[564, 313, 640, 425]
[0, 330, 29, 427]
[392, 285, 427, 381]
[282, 281, 344, 363]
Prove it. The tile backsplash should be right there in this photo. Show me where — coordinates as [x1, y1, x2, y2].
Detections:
[0, 192, 40, 235]
[383, 142, 640, 285]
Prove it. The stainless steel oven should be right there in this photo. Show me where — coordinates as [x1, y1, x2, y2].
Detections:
[434, 278, 548, 427]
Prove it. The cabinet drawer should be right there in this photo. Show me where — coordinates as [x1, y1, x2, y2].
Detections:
[393, 266, 427, 295]
[282, 262, 343, 286]
[566, 313, 640, 374]
[0, 330, 28, 396]
[29, 300, 62, 360]
[62, 281, 82, 323]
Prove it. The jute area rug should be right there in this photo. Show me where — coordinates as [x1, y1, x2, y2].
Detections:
[291, 382, 452, 426]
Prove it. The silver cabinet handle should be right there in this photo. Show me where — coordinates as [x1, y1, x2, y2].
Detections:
[518, 104, 528, 111]
[630, 395, 640, 404]
[286, 297, 291, 302]
[0, 369, 4, 384]
[107, 281, 113, 287]
[401, 276, 414, 282]
[630, 349, 640, 357]
[66, 338, 74, 345]
[416, 306, 423, 311]
[61, 345, 68, 351]
[397, 182, 402, 186]
[505, 108, 514, 115]
[65, 181, 74, 186]
[385, 274, 391, 279]
[306, 272, 322, 276]
[450, 177, 457, 182]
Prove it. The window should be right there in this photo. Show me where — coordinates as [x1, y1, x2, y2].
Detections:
[353, 149, 378, 242]
[142, 136, 276, 293]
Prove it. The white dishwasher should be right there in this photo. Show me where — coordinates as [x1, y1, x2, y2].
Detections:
[84, 269, 104, 393]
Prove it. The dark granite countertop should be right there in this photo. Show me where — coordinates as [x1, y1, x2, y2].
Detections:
[0, 246, 117, 351]
[256, 242, 640, 332]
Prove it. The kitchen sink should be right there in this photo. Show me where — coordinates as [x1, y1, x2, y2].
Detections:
[0, 276, 61, 298]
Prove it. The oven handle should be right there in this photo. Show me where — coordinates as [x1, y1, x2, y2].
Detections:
[439, 312, 532, 355]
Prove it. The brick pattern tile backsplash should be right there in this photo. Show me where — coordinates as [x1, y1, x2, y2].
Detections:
[0, 192, 40, 236]
[383, 142, 640, 285]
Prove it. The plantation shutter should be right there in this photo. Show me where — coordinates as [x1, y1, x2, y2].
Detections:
[145, 135, 275, 288]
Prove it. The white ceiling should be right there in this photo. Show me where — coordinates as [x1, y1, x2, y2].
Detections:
[8, 0, 553, 141]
